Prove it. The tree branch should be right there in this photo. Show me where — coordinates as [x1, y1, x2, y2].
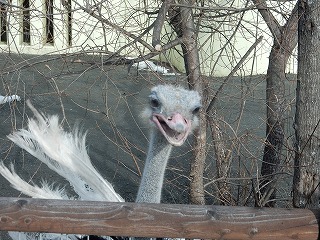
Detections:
[152, 0, 173, 51]
[74, 1, 154, 52]
[251, 0, 281, 38]
[206, 36, 263, 114]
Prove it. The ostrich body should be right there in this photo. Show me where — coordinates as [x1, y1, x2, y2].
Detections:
[0, 85, 201, 239]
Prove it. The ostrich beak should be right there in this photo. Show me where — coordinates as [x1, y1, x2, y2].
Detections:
[152, 113, 192, 146]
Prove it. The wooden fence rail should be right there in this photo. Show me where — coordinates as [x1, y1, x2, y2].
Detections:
[0, 197, 319, 239]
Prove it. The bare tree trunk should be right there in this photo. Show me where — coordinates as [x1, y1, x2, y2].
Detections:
[181, 1, 208, 205]
[293, 0, 320, 208]
[208, 115, 233, 205]
[252, 0, 298, 206]
[259, 47, 286, 207]
[169, 0, 207, 205]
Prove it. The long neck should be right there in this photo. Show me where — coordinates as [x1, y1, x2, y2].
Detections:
[136, 129, 173, 203]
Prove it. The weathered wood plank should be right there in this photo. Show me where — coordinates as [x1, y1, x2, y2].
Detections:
[0, 197, 319, 239]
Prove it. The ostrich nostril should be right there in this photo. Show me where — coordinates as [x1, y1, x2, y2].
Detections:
[168, 116, 173, 121]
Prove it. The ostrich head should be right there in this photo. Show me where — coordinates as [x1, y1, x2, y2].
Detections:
[143, 85, 201, 146]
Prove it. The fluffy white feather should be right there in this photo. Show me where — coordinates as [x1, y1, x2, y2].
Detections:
[6, 100, 123, 202]
[8, 231, 79, 240]
[0, 100, 124, 240]
[0, 163, 69, 199]
[0, 164, 80, 240]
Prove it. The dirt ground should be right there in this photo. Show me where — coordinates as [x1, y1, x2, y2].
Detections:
[0, 53, 297, 239]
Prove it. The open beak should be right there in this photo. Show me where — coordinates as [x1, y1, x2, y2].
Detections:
[152, 113, 191, 146]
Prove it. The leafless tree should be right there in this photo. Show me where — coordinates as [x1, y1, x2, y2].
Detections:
[293, 0, 320, 208]
[252, 0, 298, 207]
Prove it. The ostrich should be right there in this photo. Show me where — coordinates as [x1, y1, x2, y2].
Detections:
[0, 84, 201, 240]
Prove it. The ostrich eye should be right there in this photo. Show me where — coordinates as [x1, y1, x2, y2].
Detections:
[150, 98, 161, 109]
[192, 106, 201, 115]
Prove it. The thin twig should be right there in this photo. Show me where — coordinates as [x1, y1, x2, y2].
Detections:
[152, 0, 173, 51]
[206, 35, 263, 114]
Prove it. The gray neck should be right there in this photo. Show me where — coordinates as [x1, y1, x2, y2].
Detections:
[136, 129, 173, 203]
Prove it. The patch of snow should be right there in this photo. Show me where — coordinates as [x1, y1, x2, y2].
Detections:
[0, 94, 21, 104]
[132, 60, 180, 75]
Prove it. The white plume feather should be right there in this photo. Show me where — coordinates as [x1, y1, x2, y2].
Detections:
[0, 163, 69, 199]
[0, 163, 80, 240]
[8, 231, 79, 240]
[6, 100, 124, 202]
